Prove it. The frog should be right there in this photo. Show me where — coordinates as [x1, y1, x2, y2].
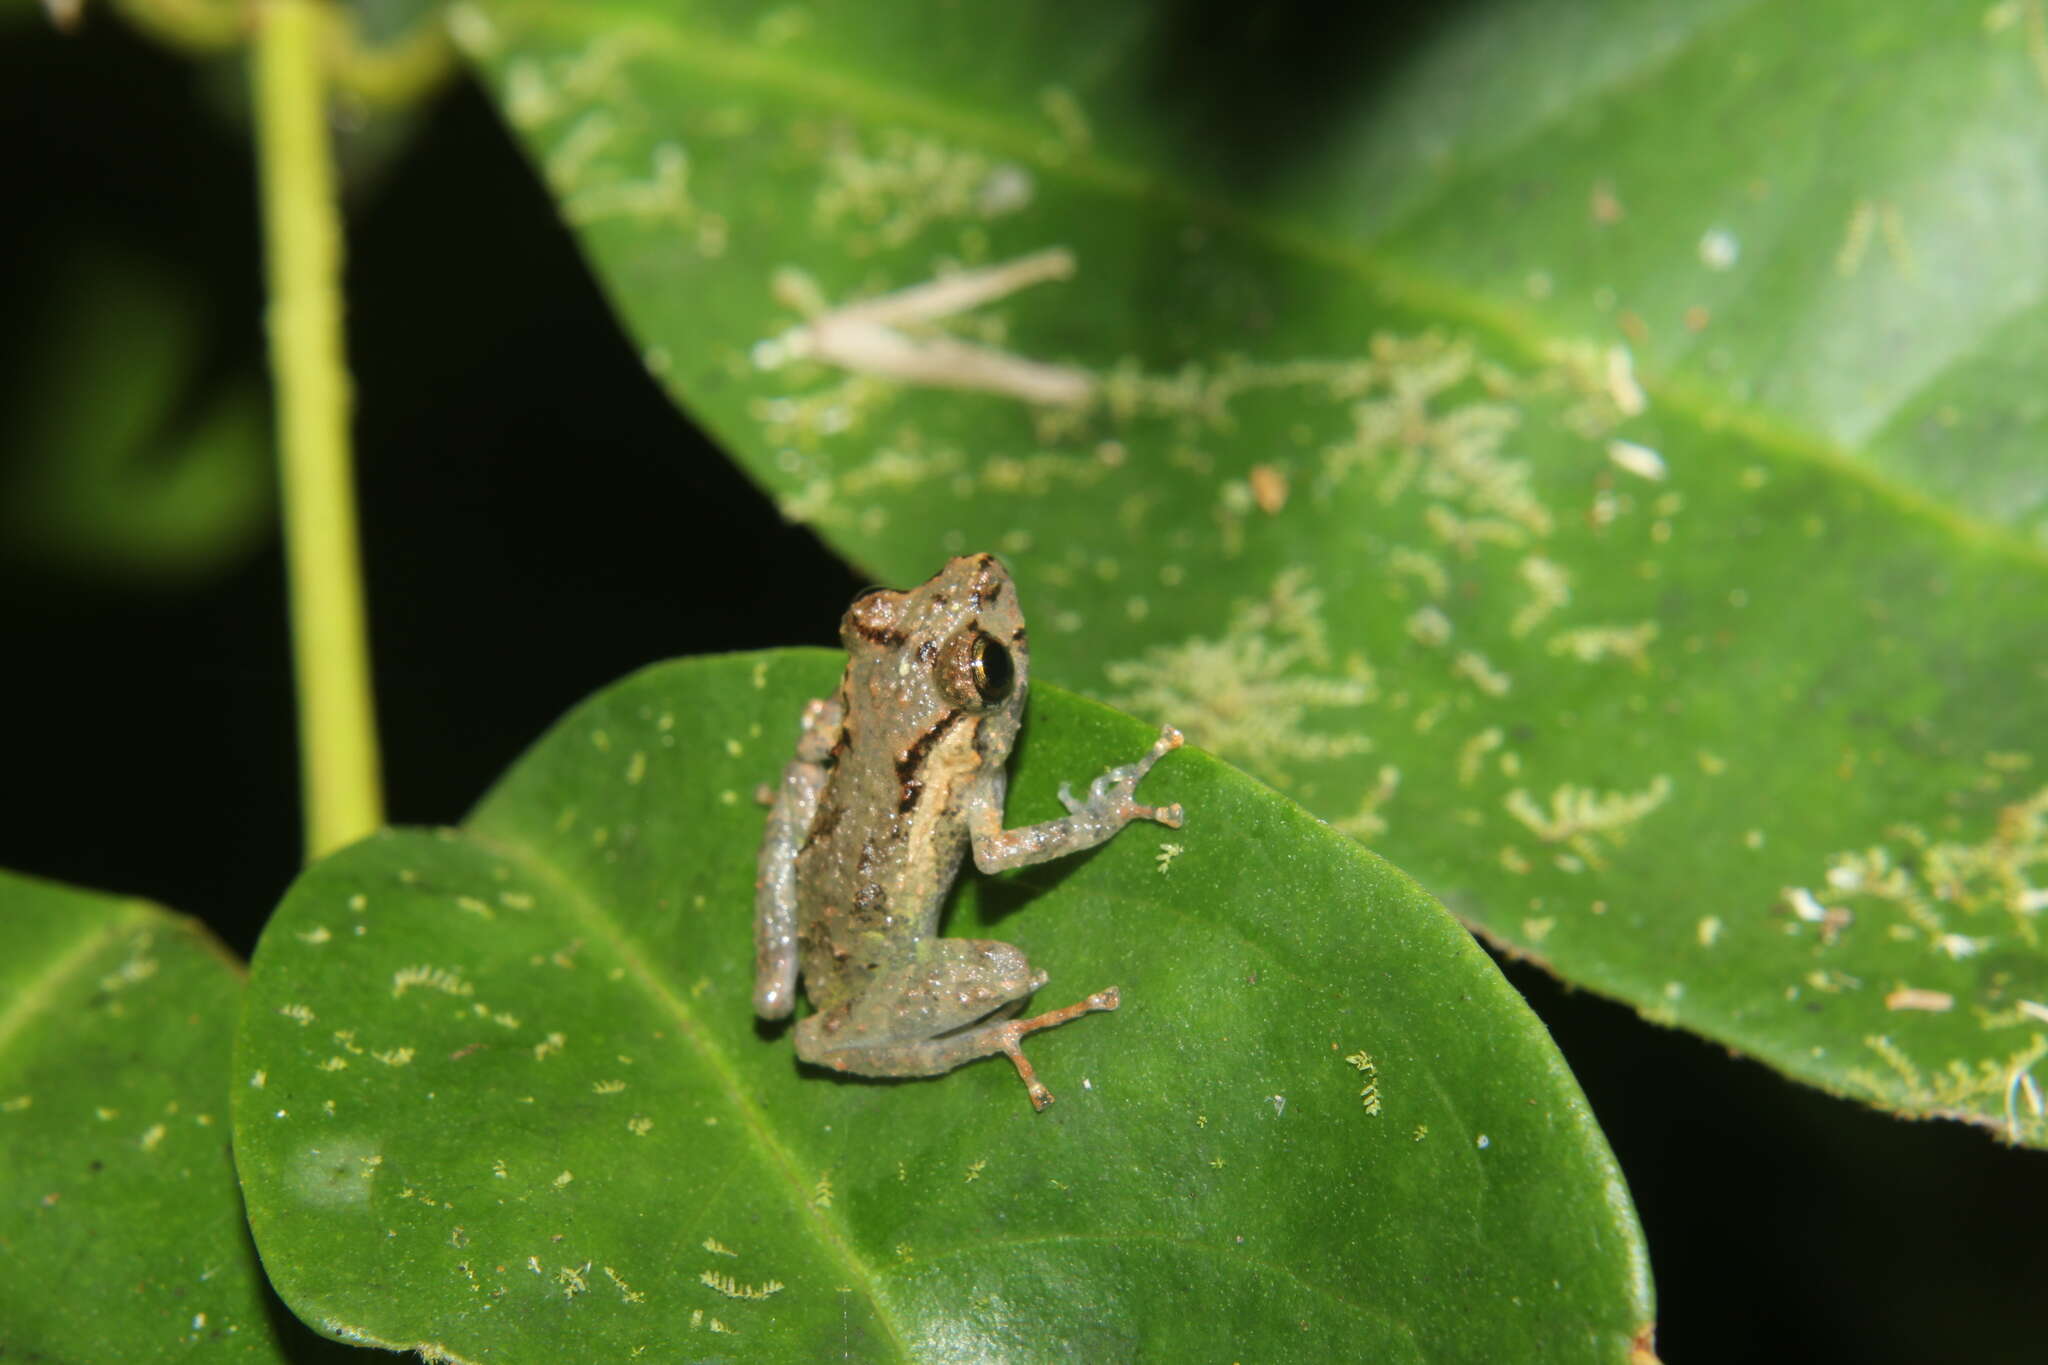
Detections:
[754, 553, 1184, 1110]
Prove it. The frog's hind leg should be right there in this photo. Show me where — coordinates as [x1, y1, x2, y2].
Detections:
[795, 939, 1118, 1110]
[969, 988, 1122, 1111]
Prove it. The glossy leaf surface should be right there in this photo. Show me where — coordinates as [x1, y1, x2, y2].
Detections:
[234, 652, 1650, 1361]
[458, 0, 2048, 1146]
[0, 870, 301, 1361]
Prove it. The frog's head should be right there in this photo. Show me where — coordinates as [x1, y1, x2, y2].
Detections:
[840, 553, 1030, 743]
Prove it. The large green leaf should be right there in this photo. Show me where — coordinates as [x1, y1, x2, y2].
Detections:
[454, 0, 2048, 1147]
[234, 652, 1649, 1361]
[0, 870, 303, 1361]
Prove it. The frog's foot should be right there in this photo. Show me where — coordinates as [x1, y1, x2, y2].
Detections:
[793, 951, 1118, 1111]
[1058, 726, 1185, 830]
[991, 987, 1121, 1110]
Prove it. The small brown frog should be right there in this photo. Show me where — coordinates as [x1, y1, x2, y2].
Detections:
[754, 554, 1183, 1109]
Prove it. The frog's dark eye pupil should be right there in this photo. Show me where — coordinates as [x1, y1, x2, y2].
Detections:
[971, 636, 1014, 702]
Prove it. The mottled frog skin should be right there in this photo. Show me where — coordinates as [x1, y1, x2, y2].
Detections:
[754, 554, 1183, 1109]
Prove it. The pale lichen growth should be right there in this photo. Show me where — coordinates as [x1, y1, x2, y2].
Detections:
[392, 966, 473, 1000]
[1103, 569, 1372, 785]
[1548, 622, 1659, 669]
[1387, 546, 1449, 599]
[1097, 353, 1378, 433]
[1504, 776, 1672, 867]
[1458, 728, 1504, 786]
[1423, 504, 1530, 557]
[1405, 605, 1453, 648]
[1784, 783, 2048, 954]
[1322, 334, 1534, 532]
[563, 139, 729, 256]
[1527, 338, 1641, 438]
[701, 1270, 784, 1300]
[778, 440, 1108, 527]
[1844, 1033, 2048, 1146]
[1509, 556, 1572, 637]
[1332, 766, 1401, 839]
[603, 1265, 645, 1304]
[814, 127, 1034, 253]
[1341, 1048, 1382, 1113]
[977, 450, 1111, 497]
[1885, 988, 1955, 1013]
[1451, 649, 1513, 698]
[753, 372, 897, 451]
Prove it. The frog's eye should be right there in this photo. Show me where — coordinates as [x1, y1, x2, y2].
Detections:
[936, 627, 1019, 709]
[971, 634, 1015, 704]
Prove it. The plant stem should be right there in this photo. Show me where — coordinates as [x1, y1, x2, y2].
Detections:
[252, 0, 383, 859]
[110, 0, 243, 52]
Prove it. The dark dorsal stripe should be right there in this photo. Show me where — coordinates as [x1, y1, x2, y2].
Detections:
[895, 708, 963, 812]
[849, 618, 907, 647]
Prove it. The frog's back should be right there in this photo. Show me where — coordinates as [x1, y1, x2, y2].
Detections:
[791, 554, 1027, 1011]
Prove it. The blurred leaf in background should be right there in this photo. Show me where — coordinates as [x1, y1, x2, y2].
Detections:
[457, 0, 2048, 1147]
[1, 244, 273, 587]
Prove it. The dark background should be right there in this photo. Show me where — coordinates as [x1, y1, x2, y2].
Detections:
[4, 15, 2044, 1363]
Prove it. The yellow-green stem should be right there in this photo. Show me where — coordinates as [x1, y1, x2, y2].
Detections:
[253, 0, 383, 859]
[110, 0, 243, 52]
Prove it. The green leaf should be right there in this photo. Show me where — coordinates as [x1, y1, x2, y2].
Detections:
[0, 245, 273, 586]
[234, 652, 1650, 1360]
[457, 1, 2048, 1147]
[0, 870, 304, 1361]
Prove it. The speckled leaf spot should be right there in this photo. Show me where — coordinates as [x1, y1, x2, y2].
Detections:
[462, 0, 2048, 1150]
[233, 653, 1653, 1361]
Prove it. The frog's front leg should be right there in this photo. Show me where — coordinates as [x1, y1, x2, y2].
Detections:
[754, 697, 843, 1019]
[795, 939, 1118, 1110]
[970, 725, 1185, 873]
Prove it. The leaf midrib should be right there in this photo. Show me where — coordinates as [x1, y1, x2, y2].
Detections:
[507, 3, 2048, 567]
[468, 826, 916, 1361]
